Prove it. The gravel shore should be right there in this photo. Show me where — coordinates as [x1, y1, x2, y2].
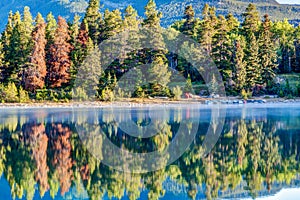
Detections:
[0, 98, 300, 108]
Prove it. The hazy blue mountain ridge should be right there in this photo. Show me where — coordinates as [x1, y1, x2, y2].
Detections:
[0, 0, 299, 31]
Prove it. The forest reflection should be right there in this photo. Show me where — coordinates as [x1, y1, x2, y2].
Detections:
[0, 106, 300, 200]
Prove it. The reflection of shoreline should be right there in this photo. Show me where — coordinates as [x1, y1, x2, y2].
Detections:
[0, 98, 300, 108]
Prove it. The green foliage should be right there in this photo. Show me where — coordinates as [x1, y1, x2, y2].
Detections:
[241, 89, 251, 100]
[72, 87, 88, 101]
[172, 86, 182, 100]
[0, 1, 300, 101]
[3, 82, 19, 102]
[184, 74, 193, 93]
[18, 87, 30, 103]
[100, 87, 114, 102]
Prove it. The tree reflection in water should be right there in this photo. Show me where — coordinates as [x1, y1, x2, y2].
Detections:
[0, 106, 299, 200]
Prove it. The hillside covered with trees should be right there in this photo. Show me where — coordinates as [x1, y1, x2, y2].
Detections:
[0, 0, 300, 102]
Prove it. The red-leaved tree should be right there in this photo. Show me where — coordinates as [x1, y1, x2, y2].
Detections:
[46, 16, 72, 88]
[24, 22, 47, 92]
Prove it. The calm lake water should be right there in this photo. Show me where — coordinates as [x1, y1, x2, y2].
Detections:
[0, 104, 300, 200]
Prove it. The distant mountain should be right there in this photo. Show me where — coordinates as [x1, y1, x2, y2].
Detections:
[0, 0, 299, 31]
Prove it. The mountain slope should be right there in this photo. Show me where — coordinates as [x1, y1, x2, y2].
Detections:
[0, 0, 299, 31]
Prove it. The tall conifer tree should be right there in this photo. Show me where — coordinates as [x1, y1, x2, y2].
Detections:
[24, 16, 47, 92]
[233, 37, 247, 92]
[46, 16, 72, 88]
[84, 0, 102, 43]
[258, 14, 277, 86]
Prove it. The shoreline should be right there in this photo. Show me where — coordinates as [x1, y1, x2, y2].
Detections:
[1, 98, 300, 108]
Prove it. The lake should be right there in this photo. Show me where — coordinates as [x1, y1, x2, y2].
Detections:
[0, 103, 300, 200]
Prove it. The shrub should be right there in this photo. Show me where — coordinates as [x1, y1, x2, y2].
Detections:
[19, 87, 30, 103]
[100, 87, 114, 101]
[35, 89, 48, 101]
[278, 89, 285, 98]
[72, 87, 88, 101]
[296, 83, 300, 97]
[115, 87, 125, 99]
[4, 82, 19, 103]
[134, 86, 145, 98]
[172, 86, 182, 100]
[0, 84, 5, 103]
[241, 89, 249, 100]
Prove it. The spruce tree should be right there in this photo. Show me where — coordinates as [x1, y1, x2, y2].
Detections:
[45, 12, 57, 75]
[35, 13, 44, 25]
[124, 5, 139, 30]
[294, 26, 300, 72]
[148, 55, 171, 87]
[226, 13, 239, 35]
[74, 45, 102, 100]
[102, 9, 123, 40]
[0, 41, 4, 82]
[24, 19, 47, 92]
[0, 11, 14, 82]
[142, 0, 166, 56]
[45, 12, 57, 42]
[46, 16, 72, 88]
[142, 0, 170, 95]
[182, 5, 196, 37]
[143, 0, 162, 28]
[84, 0, 102, 43]
[71, 21, 93, 83]
[233, 37, 247, 92]
[272, 19, 294, 73]
[258, 14, 277, 86]
[212, 15, 232, 87]
[198, 4, 217, 54]
[6, 8, 34, 85]
[70, 14, 81, 46]
[246, 32, 261, 89]
[242, 3, 260, 39]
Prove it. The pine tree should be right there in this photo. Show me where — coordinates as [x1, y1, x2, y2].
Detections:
[0, 41, 4, 82]
[198, 4, 218, 54]
[24, 18, 47, 92]
[70, 21, 93, 83]
[45, 12, 57, 43]
[35, 13, 44, 25]
[148, 55, 171, 87]
[142, 0, 166, 55]
[5, 11, 22, 82]
[212, 15, 232, 87]
[124, 5, 139, 30]
[242, 3, 260, 39]
[76, 21, 92, 60]
[246, 32, 261, 89]
[84, 0, 102, 43]
[294, 26, 300, 72]
[46, 16, 72, 88]
[6, 8, 34, 85]
[70, 14, 81, 44]
[1, 11, 14, 83]
[74, 45, 102, 100]
[143, 0, 162, 28]
[45, 12, 57, 79]
[123, 5, 140, 51]
[102, 9, 123, 40]
[233, 37, 247, 92]
[142, 0, 170, 96]
[226, 13, 239, 35]
[258, 14, 277, 86]
[182, 5, 196, 37]
[273, 20, 294, 73]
